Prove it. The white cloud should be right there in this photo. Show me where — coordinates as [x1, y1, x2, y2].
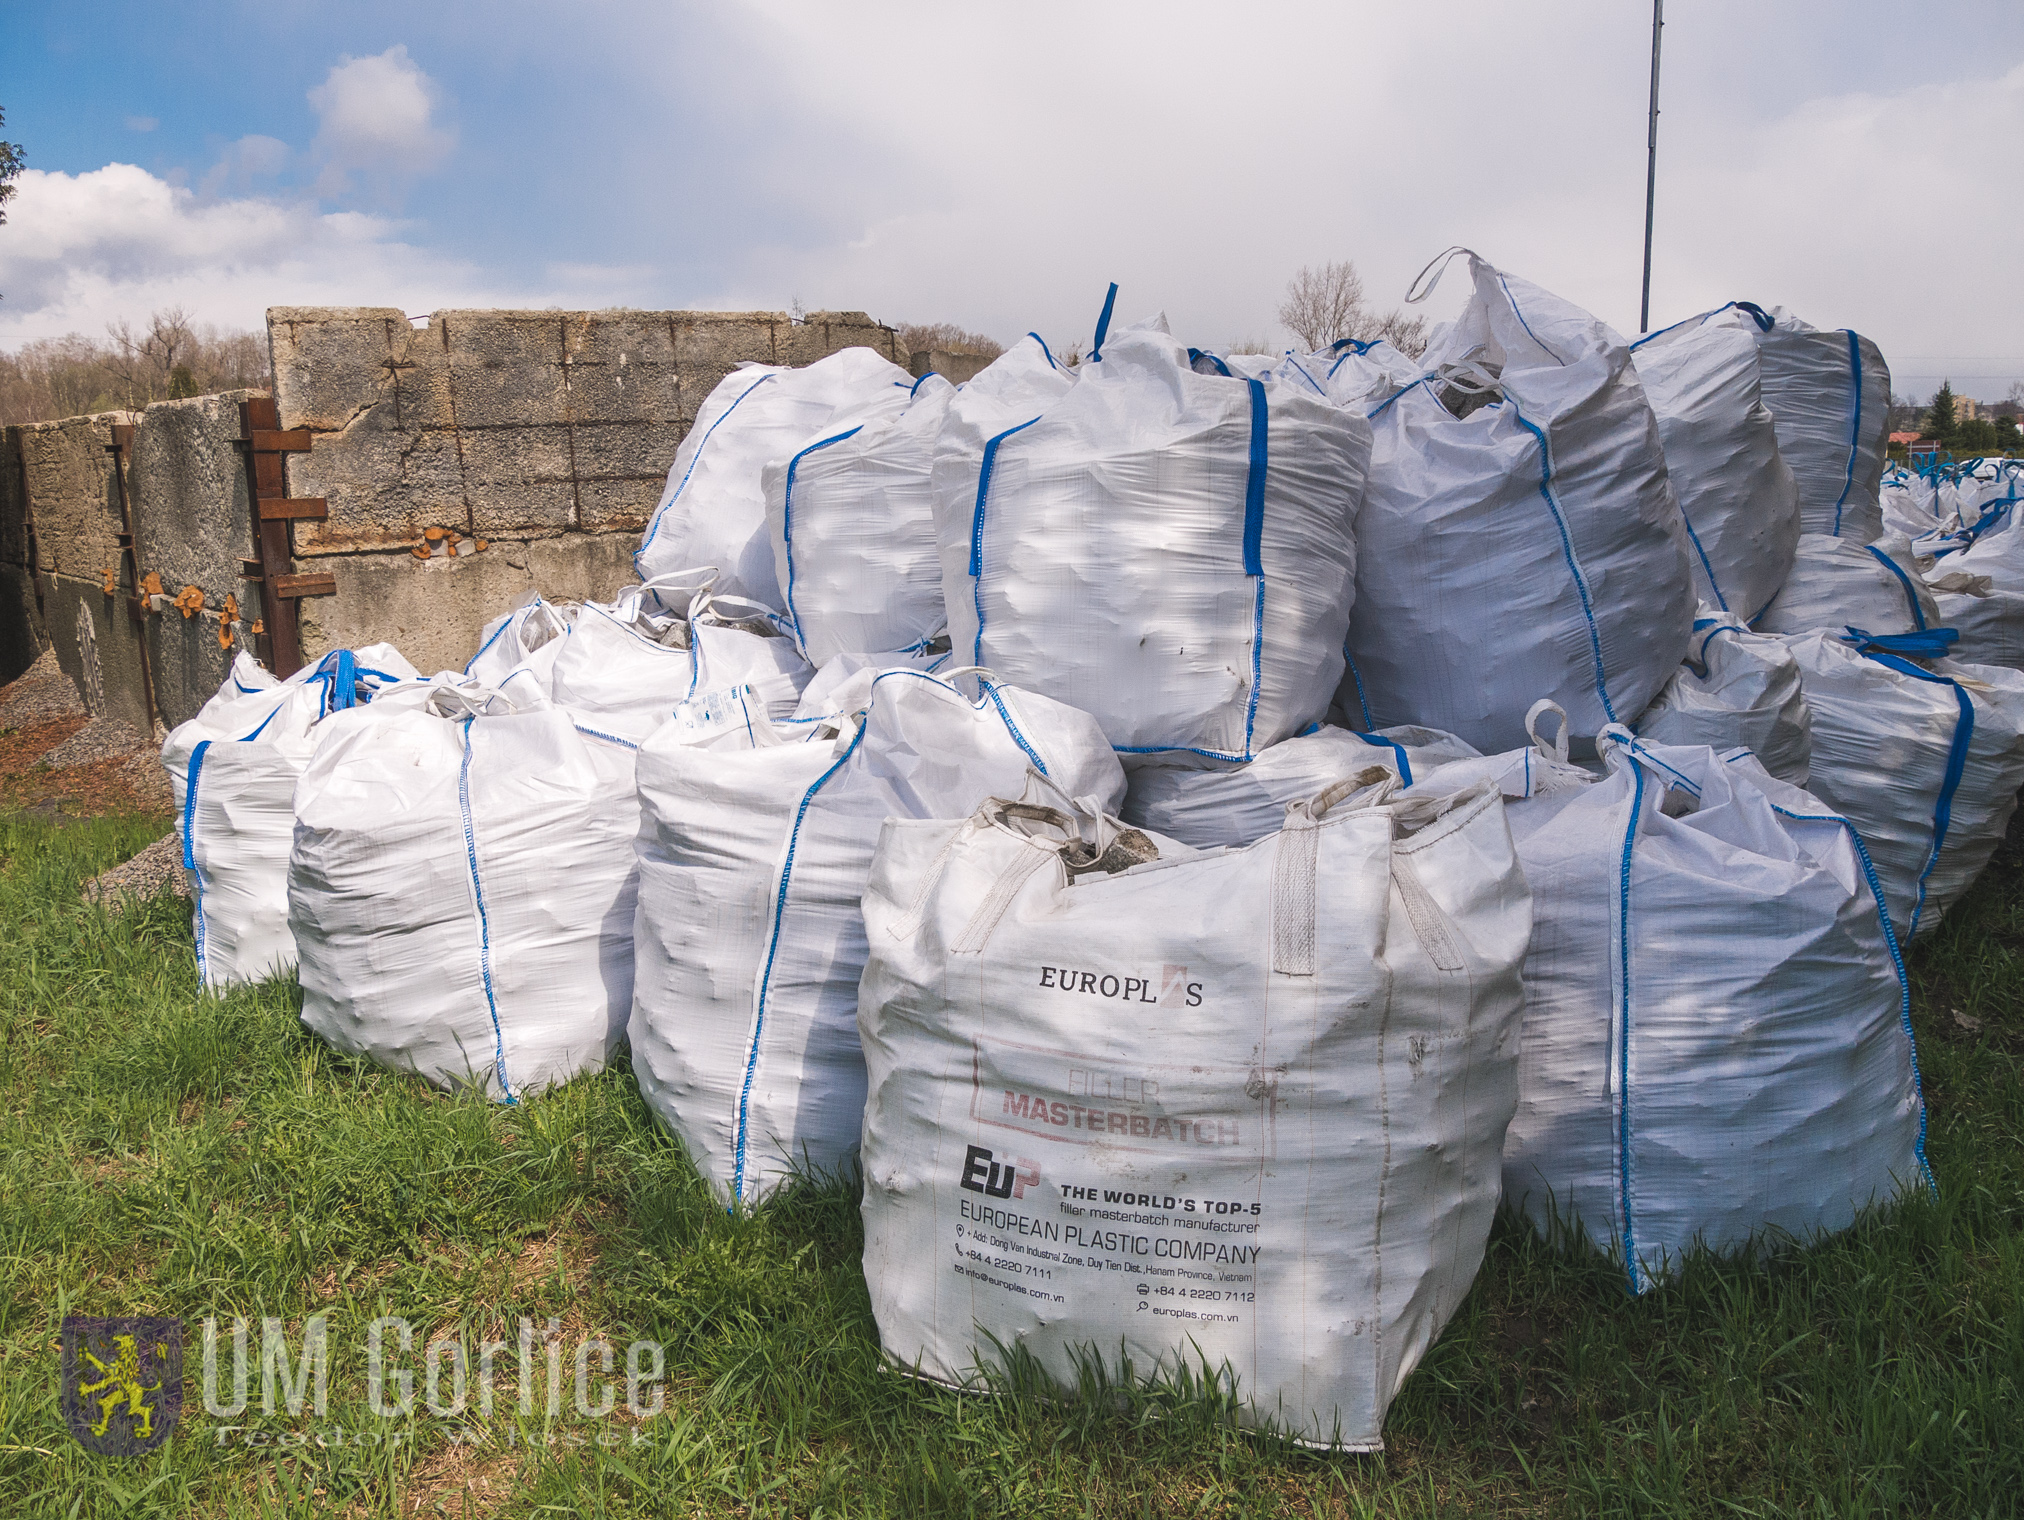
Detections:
[0, 164, 574, 345]
[199, 134, 292, 199]
[308, 45, 456, 199]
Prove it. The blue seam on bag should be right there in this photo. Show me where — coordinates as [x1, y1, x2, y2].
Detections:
[1848, 643, 1973, 938]
[457, 717, 517, 1104]
[1769, 802, 1934, 1194]
[1509, 402, 1618, 723]
[1240, 380, 1270, 760]
[634, 371, 775, 570]
[1831, 331, 1863, 538]
[465, 610, 519, 674]
[1026, 333, 1058, 370]
[1352, 730, 1412, 786]
[908, 372, 935, 396]
[571, 722, 638, 750]
[1865, 546, 1928, 630]
[1343, 643, 1375, 729]
[1283, 357, 1327, 396]
[982, 681, 1051, 777]
[738, 687, 755, 749]
[238, 705, 282, 742]
[1188, 348, 1233, 376]
[1365, 376, 1438, 421]
[968, 417, 1042, 666]
[1498, 275, 1565, 366]
[184, 740, 211, 983]
[1679, 507, 1728, 612]
[779, 425, 865, 650]
[1616, 760, 1647, 1295]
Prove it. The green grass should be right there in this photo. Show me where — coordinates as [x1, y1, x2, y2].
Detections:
[0, 806, 2018, 1518]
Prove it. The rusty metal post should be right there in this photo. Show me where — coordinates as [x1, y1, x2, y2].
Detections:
[236, 397, 321, 675]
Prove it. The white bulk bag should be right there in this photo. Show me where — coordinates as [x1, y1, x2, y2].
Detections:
[858, 770, 1531, 1449]
[1502, 733, 1928, 1288]
[544, 575, 812, 744]
[464, 594, 576, 694]
[630, 667, 1125, 1206]
[1782, 629, 2024, 939]
[762, 374, 956, 666]
[1343, 250, 1694, 753]
[1931, 571, 2024, 672]
[635, 348, 915, 605]
[1754, 533, 1939, 637]
[1635, 616, 1813, 785]
[932, 319, 1370, 761]
[164, 645, 419, 989]
[1710, 303, 1890, 542]
[1880, 469, 1942, 541]
[1318, 338, 1426, 410]
[291, 680, 638, 1100]
[1120, 715, 1585, 850]
[1629, 319, 1800, 620]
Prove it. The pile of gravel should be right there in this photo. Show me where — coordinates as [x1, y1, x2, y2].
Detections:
[82, 832, 188, 910]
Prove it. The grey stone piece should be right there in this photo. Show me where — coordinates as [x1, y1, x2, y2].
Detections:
[42, 573, 155, 739]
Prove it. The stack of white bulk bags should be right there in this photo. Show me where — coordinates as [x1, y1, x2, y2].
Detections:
[290, 678, 638, 1099]
[1635, 616, 1813, 785]
[1629, 318, 1800, 621]
[857, 769, 1531, 1448]
[1755, 533, 1939, 637]
[1342, 250, 1694, 752]
[931, 320, 1370, 762]
[1501, 733, 1928, 1289]
[1781, 629, 2024, 939]
[163, 645, 419, 990]
[464, 594, 576, 695]
[1704, 303, 1892, 543]
[1318, 337, 1426, 410]
[538, 574, 812, 744]
[630, 665, 1125, 1206]
[762, 374, 956, 666]
[635, 348, 916, 605]
[1880, 467, 1941, 541]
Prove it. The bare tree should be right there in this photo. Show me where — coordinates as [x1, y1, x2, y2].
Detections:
[896, 322, 1004, 360]
[1278, 261, 1431, 360]
[0, 309, 272, 424]
[1278, 263, 1368, 351]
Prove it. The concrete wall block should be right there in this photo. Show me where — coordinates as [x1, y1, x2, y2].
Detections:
[561, 314, 685, 426]
[290, 428, 469, 553]
[269, 308, 438, 432]
[0, 564, 48, 686]
[129, 390, 263, 602]
[0, 426, 29, 567]
[295, 531, 638, 676]
[18, 410, 138, 580]
[144, 610, 236, 731]
[438, 311, 573, 430]
[43, 574, 154, 737]
[459, 426, 579, 536]
[777, 312, 902, 368]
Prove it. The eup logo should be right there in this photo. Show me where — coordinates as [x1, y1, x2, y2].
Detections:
[61, 1316, 182, 1456]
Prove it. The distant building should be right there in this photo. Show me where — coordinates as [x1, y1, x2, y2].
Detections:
[1957, 395, 1982, 422]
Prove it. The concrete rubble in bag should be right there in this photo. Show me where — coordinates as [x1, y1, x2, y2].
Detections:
[1634, 615, 1813, 786]
[1780, 628, 2024, 941]
[1341, 250, 1694, 753]
[1754, 533, 1940, 638]
[635, 348, 916, 606]
[162, 645, 419, 989]
[464, 571, 812, 744]
[1701, 302, 1892, 543]
[1501, 732, 1928, 1290]
[290, 677, 639, 1099]
[1628, 317, 1800, 622]
[1121, 712, 1585, 850]
[762, 373, 956, 667]
[629, 663, 1125, 1207]
[856, 769, 1530, 1449]
[931, 321, 1370, 762]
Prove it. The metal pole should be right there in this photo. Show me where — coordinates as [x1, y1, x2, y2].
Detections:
[1640, 0, 1664, 333]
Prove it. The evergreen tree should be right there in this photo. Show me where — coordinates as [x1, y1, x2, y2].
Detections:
[1930, 381, 1958, 438]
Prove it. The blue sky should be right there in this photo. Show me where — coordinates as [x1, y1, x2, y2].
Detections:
[5, 1, 2023, 396]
